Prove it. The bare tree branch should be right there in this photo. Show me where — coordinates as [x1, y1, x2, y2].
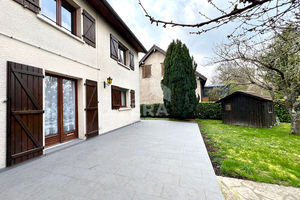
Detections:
[138, 0, 300, 39]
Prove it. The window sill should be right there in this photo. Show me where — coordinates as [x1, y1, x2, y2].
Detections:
[117, 62, 131, 70]
[118, 107, 132, 111]
[37, 14, 85, 44]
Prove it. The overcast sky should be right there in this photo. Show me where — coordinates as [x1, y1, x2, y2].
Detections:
[107, 0, 236, 84]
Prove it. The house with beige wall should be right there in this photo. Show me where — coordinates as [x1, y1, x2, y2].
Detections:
[139, 45, 207, 104]
[0, 0, 146, 168]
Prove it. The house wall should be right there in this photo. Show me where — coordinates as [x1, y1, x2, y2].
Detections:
[139, 51, 203, 104]
[196, 79, 202, 100]
[0, 0, 140, 168]
[96, 5, 140, 134]
[140, 51, 165, 104]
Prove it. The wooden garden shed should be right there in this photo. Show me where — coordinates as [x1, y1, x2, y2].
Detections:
[216, 91, 276, 128]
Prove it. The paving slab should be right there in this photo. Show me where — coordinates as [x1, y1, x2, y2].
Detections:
[218, 176, 300, 200]
[0, 120, 223, 200]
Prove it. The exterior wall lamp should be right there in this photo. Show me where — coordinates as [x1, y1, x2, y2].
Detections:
[104, 77, 113, 88]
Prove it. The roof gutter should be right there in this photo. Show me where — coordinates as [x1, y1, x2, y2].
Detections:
[98, 0, 147, 53]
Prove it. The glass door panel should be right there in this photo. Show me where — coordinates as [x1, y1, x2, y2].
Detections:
[45, 76, 58, 137]
[63, 79, 76, 132]
[45, 75, 78, 146]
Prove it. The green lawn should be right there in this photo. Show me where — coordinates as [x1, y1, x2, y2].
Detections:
[196, 119, 300, 187]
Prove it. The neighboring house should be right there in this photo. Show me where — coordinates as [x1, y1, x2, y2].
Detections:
[195, 71, 207, 101]
[217, 91, 276, 128]
[0, 0, 146, 168]
[202, 84, 230, 102]
[139, 45, 207, 104]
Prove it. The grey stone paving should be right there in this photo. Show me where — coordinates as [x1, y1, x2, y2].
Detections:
[218, 176, 300, 200]
[0, 120, 223, 200]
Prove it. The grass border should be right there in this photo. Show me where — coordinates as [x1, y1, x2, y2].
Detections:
[197, 122, 224, 176]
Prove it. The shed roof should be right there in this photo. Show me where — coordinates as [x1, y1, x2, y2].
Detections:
[216, 91, 273, 103]
[205, 84, 226, 88]
[86, 0, 147, 53]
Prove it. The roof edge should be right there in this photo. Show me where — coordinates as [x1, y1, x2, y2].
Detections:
[139, 45, 166, 65]
[195, 71, 207, 82]
[88, 0, 147, 53]
[216, 91, 273, 103]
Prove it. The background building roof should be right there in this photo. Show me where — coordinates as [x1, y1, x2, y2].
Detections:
[139, 45, 166, 65]
[139, 45, 207, 84]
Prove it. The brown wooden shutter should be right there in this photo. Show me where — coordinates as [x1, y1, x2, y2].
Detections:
[13, 0, 40, 13]
[7, 61, 44, 166]
[130, 90, 135, 108]
[111, 86, 121, 109]
[82, 10, 96, 48]
[142, 65, 151, 78]
[85, 80, 99, 139]
[110, 34, 119, 60]
[146, 65, 151, 78]
[129, 51, 134, 70]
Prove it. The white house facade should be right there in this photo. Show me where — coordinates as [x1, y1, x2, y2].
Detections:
[0, 0, 146, 168]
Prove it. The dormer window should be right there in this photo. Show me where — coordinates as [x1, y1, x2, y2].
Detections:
[42, 0, 77, 35]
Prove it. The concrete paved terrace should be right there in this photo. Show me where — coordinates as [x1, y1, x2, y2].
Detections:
[0, 120, 223, 200]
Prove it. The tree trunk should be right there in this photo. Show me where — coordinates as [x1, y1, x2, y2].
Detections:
[289, 108, 300, 136]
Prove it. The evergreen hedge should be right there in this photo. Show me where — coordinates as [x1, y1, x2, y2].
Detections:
[274, 104, 291, 123]
[195, 103, 222, 119]
[140, 103, 222, 119]
[141, 103, 295, 122]
[274, 102, 300, 123]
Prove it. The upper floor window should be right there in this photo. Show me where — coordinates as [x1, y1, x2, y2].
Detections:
[110, 34, 135, 69]
[118, 46, 126, 65]
[42, 0, 77, 35]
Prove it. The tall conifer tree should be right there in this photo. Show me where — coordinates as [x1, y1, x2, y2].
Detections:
[161, 40, 198, 119]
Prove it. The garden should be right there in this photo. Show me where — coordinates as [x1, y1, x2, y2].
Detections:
[141, 102, 300, 187]
[197, 119, 300, 187]
[144, 33, 300, 189]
